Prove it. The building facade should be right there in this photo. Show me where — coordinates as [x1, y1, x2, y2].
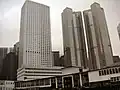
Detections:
[18, 0, 63, 81]
[1, 52, 18, 80]
[0, 48, 8, 75]
[15, 65, 120, 89]
[62, 8, 87, 68]
[19, 0, 52, 69]
[83, 2, 113, 69]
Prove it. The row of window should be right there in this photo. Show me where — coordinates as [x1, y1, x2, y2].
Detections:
[111, 76, 120, 82]
[99, 67, 120, 76]
[15, 79, 50, 87]
[0, 87, 13, 90]
[26, 50, 50, 54]
[6, 82, 14, 85]
[25, 71, 62, 74]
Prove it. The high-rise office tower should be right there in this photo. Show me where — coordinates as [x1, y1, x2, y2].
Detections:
[19, 0, 52, 68]
[117, 23, 120, 40]
[18, 0, 62, 81]
[83, 2, 113, 69]
[62, 8, 88, 68]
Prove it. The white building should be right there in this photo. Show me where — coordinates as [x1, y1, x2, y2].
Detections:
[0, 80, 14, 90]
[18, 0, 58, 81]
[19, 0, 52, 69]
[17, 66, 63, 81]
[61, 8, 87, 68]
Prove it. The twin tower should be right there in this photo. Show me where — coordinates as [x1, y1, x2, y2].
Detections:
[62, 2, 113, 70]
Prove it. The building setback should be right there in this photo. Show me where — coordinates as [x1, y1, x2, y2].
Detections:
[62, 8, 88, 68]
[83, 2, 113, 69]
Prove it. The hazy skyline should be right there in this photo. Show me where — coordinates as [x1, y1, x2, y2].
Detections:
[0, 0, 120, 56]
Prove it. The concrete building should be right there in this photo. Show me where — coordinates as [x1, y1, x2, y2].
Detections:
[15, 66, 82, 90]
[0, 80, 14, 90]
[117, 23, 120, 40]
[1, 52, 18, 80]
[17, 66, 62, 81]
[52, 51, 60, 66]
[0, 48, 8, 75]
[15, 65, 120, 89]
[19, 0, 52, 69]
[83, 2, 113, 70]
[62, 8, 87, 68]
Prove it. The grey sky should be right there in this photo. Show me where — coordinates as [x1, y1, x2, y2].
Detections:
[0, 0, 120, 56]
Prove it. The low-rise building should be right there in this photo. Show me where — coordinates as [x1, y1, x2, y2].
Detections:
[0, 80, 14, 90]
[17, 66, 63, 81]
[14, 65, 120, 89]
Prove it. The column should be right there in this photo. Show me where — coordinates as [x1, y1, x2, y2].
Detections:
[71, 75, 74, 88]
[62, 77, 64, 88]
[55, 77, 58, 88]
[79, 74, 82, 87]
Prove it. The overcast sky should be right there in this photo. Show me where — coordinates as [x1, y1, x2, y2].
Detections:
[0, 0, 120, 56]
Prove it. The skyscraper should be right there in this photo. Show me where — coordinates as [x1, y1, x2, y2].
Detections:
[83, 2, 113, 69]
[18, 0, 62, 81]
[62, 8, 88, 68]
[19, 0, 52, 69]
[117, 23, 120, 40]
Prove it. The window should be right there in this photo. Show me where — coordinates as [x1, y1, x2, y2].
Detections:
[99, 71, 102, 76]
[112, 68, 115, 74]
[110, 69, 112, 74]
[40, 80, 44, 86]
[44, 79, 50, 85]
[115, 68, 118, 73]
[117, 77, 119, 81]
[118, 68, 120, 72]
[104, 70, 106, 75]
[106, 69, 109, 74]
[102, 70, 104, 75]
